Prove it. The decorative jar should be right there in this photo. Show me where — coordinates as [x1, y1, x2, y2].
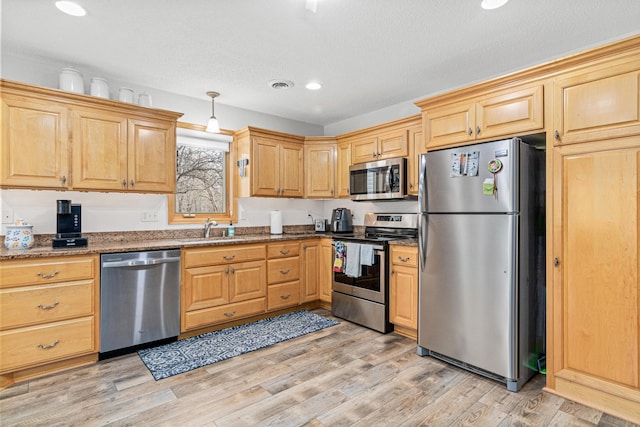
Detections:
[59, 67, 84, 94]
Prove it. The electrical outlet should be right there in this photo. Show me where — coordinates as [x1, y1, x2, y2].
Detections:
[239, 210, 247, 220]
[2, 209, 13, 224]
[141, 211, 158, 222]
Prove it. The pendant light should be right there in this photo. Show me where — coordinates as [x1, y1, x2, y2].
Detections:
[481, 0, 509, 9]
[206, 91, 220, 133]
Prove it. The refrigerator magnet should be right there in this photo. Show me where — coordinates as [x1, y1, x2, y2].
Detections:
[487, 159, 503, 173]
[482, 178, 495, 195]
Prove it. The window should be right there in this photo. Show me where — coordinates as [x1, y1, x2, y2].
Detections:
[168, 124, 236, 224]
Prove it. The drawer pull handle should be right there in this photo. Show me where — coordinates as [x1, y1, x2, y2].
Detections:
[37, 340, 59, 350]
[37, 301, 59, 310]
[223, 255, 236, 261]
[281, 294, 291, 300]
[397, 256, 410, 263]
[224, 311, 236, 317]
[279, 269, 290, 275]
[280, 250, 290, 255]
[37, 271, 59, 279]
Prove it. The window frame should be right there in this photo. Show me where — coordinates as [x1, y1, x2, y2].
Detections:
[168, 122, 237, 225]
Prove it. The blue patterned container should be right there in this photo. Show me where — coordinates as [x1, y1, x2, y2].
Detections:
[4, 225, 34, 249]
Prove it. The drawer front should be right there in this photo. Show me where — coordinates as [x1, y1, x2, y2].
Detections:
[182, 298, 266, 332]
[390, 246, 418, 267]
[0, 280, 95, 330]
[0, 256, 96, 288]
[267, 243, 300, 259]
[267, 256, 300, 284]
[183, 245, 266, 268]
[267, 281, 300, 310]
[0, 317, 95, 373]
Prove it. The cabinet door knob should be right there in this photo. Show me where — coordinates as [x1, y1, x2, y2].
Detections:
[225, 267, 229, 274]
[476, 126, 481, 135]
[61, 175, 67, 185]
[468, 128, 473, 136]
[372, 152, 377, 158]
[554, 130, 560, 141]
[554, 257, 560, 267]
[122, 179, 127, 187]
[130, 179, 135, 187]
[231, 267, 235, 274]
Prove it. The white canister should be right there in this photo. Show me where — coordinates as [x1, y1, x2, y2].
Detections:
[4, 225, 35, 249]
[90, 77, 110, 98]
[138, 92, 152, 107]
[118, 87, 134, 103]
[59, 67, 84, 94]
[270, 210, 283, 235]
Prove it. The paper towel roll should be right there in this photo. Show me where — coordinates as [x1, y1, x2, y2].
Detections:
[270, 210, 283, 234]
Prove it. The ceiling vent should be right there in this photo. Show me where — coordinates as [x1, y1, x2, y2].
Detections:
[269, 79, 294, 90]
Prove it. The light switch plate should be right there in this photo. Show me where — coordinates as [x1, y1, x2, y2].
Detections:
[2, 209, 13, 224]
[141, 211, 158, 222]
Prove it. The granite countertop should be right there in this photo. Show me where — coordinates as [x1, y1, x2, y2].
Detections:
[0, 227, 417, 260]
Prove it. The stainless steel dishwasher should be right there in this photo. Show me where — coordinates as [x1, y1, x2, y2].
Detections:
[100, 249, 181, 354]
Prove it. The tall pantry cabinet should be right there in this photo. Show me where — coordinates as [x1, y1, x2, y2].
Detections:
[547, 40, 640, 423]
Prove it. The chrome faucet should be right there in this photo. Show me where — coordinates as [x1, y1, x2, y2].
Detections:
[203, 217, 217, 238]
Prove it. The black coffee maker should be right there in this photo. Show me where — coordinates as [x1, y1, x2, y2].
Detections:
[52, 200, 88, 248]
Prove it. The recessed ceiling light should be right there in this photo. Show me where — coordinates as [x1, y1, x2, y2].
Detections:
[481, 0, 509, 10]
[305, 81, 322, 90]
[55, 1, 87, 16]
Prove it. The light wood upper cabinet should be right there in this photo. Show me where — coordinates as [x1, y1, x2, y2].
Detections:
[0, 79, 182, 193]
[72, 108, 128, 190]
[1, 93, 70, 189]
[351, 128, 409, 164]
[127, 117, 176, 192]
[304, 138, 336, 198]
[423, 84, 544, 149]
[336, 141, 351, 198]
[235, 128, 304, 198]
[553, 60, 640, 145]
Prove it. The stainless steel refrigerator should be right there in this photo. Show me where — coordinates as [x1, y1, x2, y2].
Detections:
[417, 137, 545, 392]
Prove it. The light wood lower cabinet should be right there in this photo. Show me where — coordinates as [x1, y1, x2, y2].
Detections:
[300, 240, 320, 303]
[548, 138, 640, 423]
[267, 242, 301, 310]
[0, 255, 99, 386]
[182, 244, 267, 332]
[389, 245, 418, 339]
[319, 239, 333, 305]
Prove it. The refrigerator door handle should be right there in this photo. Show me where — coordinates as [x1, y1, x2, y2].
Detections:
[418, 153, 428, 213]
[419, 213, 428, 268]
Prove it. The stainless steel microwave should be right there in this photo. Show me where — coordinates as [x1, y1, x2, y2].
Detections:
[349, 157, 413, 201]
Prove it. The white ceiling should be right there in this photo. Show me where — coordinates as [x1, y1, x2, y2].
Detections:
[2, 0, 639, 127]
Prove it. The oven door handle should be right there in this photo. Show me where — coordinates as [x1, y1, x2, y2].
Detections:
[331, 242, 385, 251]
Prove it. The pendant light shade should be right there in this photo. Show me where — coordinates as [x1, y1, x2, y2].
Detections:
[206, 91, 220, 133]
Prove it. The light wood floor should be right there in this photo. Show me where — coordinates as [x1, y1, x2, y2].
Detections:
[1, 309, 637, 427]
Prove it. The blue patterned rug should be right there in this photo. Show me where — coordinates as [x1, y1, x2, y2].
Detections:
[138, 310, 339, 380]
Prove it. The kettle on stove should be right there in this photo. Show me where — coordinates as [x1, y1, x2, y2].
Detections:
[331, 208, 353, 233]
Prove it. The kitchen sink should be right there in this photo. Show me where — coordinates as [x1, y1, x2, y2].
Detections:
[177, 237, 243, 245]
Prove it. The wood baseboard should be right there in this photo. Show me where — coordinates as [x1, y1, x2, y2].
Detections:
[392, 324, 417, 340]
[1, 353, 98, 390]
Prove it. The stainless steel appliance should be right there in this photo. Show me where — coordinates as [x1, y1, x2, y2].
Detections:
[100, 249, 181, 355]
[52, 199, 87, 248]
[330, 208, 353, 233]
[417, 137, 545, 392]
[332, 213, 417, 333]
[349, 157, 415, 201]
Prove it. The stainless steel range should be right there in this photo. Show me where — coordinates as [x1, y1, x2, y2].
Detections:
[331, 213, 417, 333]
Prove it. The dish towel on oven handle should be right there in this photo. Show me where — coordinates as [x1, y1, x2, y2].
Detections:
[360, 244, 375, 266]
[333, 241, 345, 273]
[345, 242, 362, 278]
